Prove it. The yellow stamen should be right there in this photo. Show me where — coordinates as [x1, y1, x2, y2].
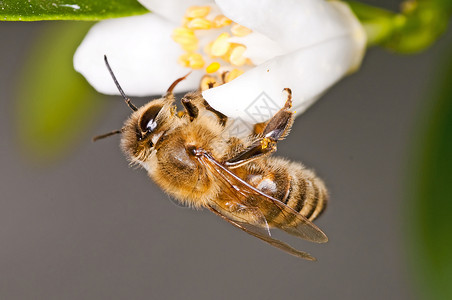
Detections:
[187, 18, 213, 30]
[206, 62, 221, 73]
[229, 45, 247, 66]
[211, 33, 231, 57]
[187, 53, 205, 69]
[186, 6, 211, 18]
[224, 68, 244, 83]
[177, 53, 191, 67]
[203, 41, 214, 58]
[181, 17, 192, 27]
[180, 40, 199, 52]
[172, 27, 197, 45]
[231, 23, 252, 37]
[200, 75, 219, 91]
[212, 15, 232, 28]
[175, 7, 254, 78]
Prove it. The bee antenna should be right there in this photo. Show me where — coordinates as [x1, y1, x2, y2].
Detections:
[104, 55, 138, 112]
[92, 129, 122, 142]
[166, 71, 192, 94]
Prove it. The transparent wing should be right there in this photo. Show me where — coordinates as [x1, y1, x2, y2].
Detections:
[208, 204, 317, 261]
[196, 151, 328, 243]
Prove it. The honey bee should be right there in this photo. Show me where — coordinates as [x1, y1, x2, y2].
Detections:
[95, 56, 329, 260]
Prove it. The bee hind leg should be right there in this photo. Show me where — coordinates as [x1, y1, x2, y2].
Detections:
[224, 88, 294, 168]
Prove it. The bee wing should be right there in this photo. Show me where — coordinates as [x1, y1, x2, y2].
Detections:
[207, 204, 317, 261]
[197, 152, 328, 243]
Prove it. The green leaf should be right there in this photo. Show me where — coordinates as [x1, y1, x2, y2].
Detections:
[407, 41, 452, 299]
[346, 0, 451, 52]
[14, 22, 107, 164]
[383, 1, 451, 54]
[1, 0, 148, 21]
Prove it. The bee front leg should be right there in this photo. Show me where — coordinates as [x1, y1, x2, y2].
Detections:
[261, 88, 294, 141]
[224, 89, 294, 168]
[202, 100, 228, 126]
[181, 94, 200, 121]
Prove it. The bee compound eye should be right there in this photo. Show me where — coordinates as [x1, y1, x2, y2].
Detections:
[139, 105, 163, 133]
[146, 119, 157, 132]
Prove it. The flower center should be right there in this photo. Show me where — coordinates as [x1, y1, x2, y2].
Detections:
[171, 5, 254, 90]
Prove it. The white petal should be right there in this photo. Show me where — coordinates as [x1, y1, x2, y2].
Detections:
[138, 0, 214, 23]
[74, 14, 202, 96]
[228, 32, 285, 65]
[329, 1, 367, 71]
[215, 0, 361, 51]
[203, 35, 360, 123]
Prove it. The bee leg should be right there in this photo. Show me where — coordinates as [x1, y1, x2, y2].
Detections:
[224, 138, 277, 168]
[181, 92, 227, 125]
[198, 75, 228, 126]
[224, 89, 293, 168]
[203, 100, 228, 126]
[261, 88, 293, 141]
[181, 94, 199, 121]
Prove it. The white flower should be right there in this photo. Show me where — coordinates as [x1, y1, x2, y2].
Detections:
[74, 0, 366, 123]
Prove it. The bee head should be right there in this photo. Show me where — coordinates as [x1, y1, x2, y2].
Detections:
[120, 98, 172, 162]
[93, 55, 187, 164]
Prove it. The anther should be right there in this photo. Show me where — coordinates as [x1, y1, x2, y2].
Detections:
[171, 27, 197, 45]
[178, 53, 191, 67]
[229, 45, 247, 66]
[206, 62, 220, 73]
[186, 6, 211, 18]
[187, 53, 205, 69]
[180, 41, 199, 52]
[200, 75, 219, 91]
[212, 15, 232, 28]
[231, 23, 252, 37]
[187, 18, 212, 30]
[224, 69, 244, 83]
[211, 33, 231, 57]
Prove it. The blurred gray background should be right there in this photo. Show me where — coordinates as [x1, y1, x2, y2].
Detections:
[1, 9, 451, 300]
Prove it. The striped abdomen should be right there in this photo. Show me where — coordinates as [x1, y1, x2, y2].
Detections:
[244, 158, 328, 226]
[283, 165, 328, 222]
